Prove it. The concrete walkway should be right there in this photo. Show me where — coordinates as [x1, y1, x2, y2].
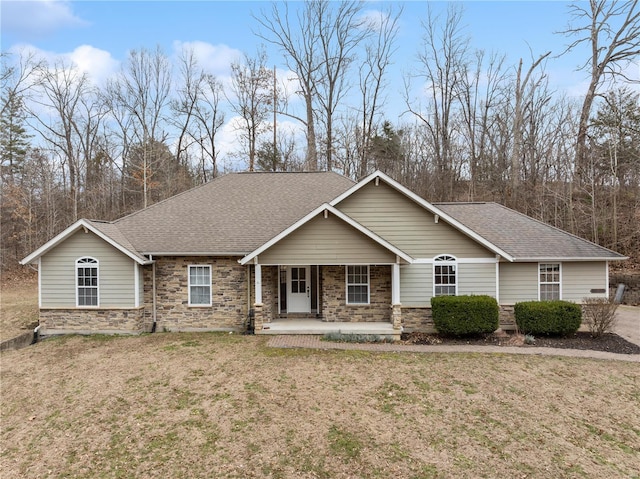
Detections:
[614, 305, 640, 347]
[267, 307, 640, 363]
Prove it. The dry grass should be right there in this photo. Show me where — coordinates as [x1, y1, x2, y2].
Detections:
[0, 276, 38, 342]
[2, 332, 639, 479]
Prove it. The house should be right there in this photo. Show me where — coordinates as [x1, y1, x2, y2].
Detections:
[20, 170, 627, 338]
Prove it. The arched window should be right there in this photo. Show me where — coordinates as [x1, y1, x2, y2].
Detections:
[76, 257, 99, 306]
[433, 255, 457, 297]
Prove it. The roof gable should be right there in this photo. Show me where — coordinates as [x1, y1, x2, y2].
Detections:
[20, 219, 151, 265]
[331, 171, 515, 261]
[240, 204, 413, 265]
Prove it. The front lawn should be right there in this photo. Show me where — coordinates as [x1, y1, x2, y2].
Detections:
[2, 333, 639, 478]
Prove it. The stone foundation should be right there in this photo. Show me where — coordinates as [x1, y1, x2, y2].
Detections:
[400, 305, 517, 333]
[39, 308, 147, 335]
[321, 265, 391, 322]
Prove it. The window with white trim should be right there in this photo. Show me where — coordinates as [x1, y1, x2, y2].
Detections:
[434, 255, 457, 296]
[76, 257, 99, 306]
[188, 265, 212, 306]
[346, 265, 369, 304]
[539, 263, 560, 300]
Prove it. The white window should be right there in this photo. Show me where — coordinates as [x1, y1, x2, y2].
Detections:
[188, 265, 212, 306]
[434, 255, 457, 297]
[76, 257, 99, 306]
[539, 263, 561, 300]
[346, 265, 369, 304]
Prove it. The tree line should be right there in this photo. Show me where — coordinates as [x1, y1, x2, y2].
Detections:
[1, 0, 639, 270]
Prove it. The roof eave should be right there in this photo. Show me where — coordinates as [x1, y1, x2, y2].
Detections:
[513, 256, 629, 262]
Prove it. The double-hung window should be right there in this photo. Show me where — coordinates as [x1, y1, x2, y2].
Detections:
[434, 255, 457, 296]
[346, 265, 369, 304]
[189, 265, 212, 306]
[539, 263, 561, 300]
[76, 257, 99, 306]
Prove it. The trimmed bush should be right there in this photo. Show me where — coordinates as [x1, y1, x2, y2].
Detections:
[431, 295, 499, 336]
[514, 301, 582, 336]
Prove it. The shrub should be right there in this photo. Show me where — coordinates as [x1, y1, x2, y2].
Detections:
[431, 295, 499, 336]
[514, 301, 582, 336]
[582, 297, 619, 338]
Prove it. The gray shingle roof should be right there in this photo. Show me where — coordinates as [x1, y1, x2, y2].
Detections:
[113, 171, 355, 255]
[434, 202, 626, 260]
[86, 220, 150, 263]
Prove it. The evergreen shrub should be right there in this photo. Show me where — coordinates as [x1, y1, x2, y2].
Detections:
[431, 295, 499, 336]
[514, 300, 582, 336]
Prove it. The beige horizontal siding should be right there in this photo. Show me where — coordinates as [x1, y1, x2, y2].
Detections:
[563, 262, 607, 302]
[458, 263, 496, 296]
[41, 230, 136, 308]
[259, 213, 396, 265]
[400, 262, 496, 307]
[336, 181, 493, 258]
[400, 264, 432, 307]
[499, 262, 538, 304]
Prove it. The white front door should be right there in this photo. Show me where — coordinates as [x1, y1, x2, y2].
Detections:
[288, 266, 311, 313]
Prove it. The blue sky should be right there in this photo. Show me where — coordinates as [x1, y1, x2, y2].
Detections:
[1, 0, 606, 93]
[2, 1, 638, 169]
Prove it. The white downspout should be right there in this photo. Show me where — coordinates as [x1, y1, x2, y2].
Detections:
[151, 255, 157, 332]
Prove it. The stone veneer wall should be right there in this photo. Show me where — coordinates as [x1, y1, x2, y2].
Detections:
[401, 306, 517, 333]
[146, 256, 248, 332]
[39, 308, 146, 334]
[321, 265, 391, 322]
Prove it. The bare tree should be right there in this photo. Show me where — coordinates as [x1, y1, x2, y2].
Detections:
[192, 74, 225, 181]
[405, 4, 469, 200]
[560, 0, 640, 183]
[356, 6, 401, 178]
[29, 60, 92, 220]
[228, 49, 274, 172]
[313, 0, 370, 171]
[108, 46, 172, 208]
[509, 51, 551, 205]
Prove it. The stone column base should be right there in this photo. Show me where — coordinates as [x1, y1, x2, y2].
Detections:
[391, 304, 402, 329]
[253, 303, 264, 332]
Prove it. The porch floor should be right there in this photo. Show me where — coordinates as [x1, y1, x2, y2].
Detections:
[259, 319, 398, 337]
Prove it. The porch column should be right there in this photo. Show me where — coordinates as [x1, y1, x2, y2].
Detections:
[391, 260, 402, 330]
[392, 261, 401, 305]
[253, 258, 264, 332]
[254, 258, 262, 305]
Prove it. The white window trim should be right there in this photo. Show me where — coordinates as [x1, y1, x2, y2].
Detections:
[433, 254, 458, 297]
[538, 262, 562, 301]
[345, 265, 370, 305]
[188, 264, 212, 307]
[76, 257, 99, 308]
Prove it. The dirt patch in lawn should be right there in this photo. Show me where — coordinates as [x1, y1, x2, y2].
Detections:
[402, 331, 640, 355]
[0, 272, 38, 342]
[2, 333, 639, 479]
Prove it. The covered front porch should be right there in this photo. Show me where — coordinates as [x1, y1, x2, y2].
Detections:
[250, 263, 404, 338]
[240, 204, 413, 338]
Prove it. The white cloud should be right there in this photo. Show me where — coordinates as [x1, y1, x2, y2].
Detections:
[172, 40, 242, 77]
[1, 0, 88, 37]
[360, 9, 390, 32]
[8, 43, 119, 87]
[67, 45, 119, 85]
